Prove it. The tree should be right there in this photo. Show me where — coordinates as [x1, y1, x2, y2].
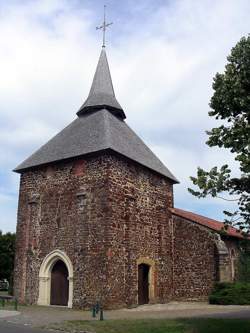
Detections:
[0, 231, 16, 283]
[189, 35, 250, 233]
[238, 240, 250, 282]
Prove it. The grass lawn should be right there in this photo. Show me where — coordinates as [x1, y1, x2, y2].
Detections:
[0, 291, 18, 310]
[48, 318, 250, 333]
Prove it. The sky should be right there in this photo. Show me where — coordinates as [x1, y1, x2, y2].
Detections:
[0, 0, 249, 233]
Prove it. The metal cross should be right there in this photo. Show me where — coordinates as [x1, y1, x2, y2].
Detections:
[96, 5, 113, 47]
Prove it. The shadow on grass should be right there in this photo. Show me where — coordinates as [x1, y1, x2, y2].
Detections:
[47, 318, 250, 333]
[182, 318, 250, 333]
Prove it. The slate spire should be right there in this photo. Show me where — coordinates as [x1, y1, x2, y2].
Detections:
[77, 47, 126, 119]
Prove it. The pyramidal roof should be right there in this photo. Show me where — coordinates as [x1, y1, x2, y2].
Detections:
[14, 48, 178, 183]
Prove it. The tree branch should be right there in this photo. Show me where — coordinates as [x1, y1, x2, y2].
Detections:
[216, 195, 240, 202]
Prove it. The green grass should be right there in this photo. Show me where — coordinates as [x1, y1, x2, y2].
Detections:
[48, 318, 250, 333]
[209, 282, 250, 305]
[0, 292, 18, 310]
[0, 302, 17, 310]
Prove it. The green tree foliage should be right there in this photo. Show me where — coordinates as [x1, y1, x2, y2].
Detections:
[189, 36, 250, 232]
[0, 231, 16, 282]
[238, 240, 250, 282]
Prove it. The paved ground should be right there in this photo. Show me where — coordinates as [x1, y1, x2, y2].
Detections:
[0, 310, 20, 318]
[0, 302, 250, 329]
[0, 302, 250, 333]
[0, 321, 51, 333]
[201, 309, 250, 319]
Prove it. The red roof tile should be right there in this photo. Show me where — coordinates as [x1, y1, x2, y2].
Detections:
[170, 207, 244, 239]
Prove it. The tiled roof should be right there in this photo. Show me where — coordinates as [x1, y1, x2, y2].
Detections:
[171, 207, 244, 239]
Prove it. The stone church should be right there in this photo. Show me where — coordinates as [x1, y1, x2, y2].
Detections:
[14, 46, 243, 309]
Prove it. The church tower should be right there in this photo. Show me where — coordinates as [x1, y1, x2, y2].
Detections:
[14, 46, 178, 308]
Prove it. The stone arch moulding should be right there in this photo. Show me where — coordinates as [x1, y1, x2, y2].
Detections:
[37, 250, 73, 308]
[136, 257, 156, 303]
[214, 234, 231, 282]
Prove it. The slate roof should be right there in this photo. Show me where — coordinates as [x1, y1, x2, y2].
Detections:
[15, 47, 178, 183]
[77, 48, 126, 119]
[14, 110, 178, 182]
[170, 208, 244, 239]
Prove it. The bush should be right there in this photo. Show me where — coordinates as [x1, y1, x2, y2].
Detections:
[209, 282, 250, 305]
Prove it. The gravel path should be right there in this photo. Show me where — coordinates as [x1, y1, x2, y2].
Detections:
[0, 302, 250, 327]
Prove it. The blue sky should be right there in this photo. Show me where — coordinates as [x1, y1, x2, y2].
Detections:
[0, 0, 249, 233]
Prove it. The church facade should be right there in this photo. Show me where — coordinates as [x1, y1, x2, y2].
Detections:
[14, 47, 242, 309]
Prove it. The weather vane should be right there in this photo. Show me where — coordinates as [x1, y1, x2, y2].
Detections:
[96, 5, 113, 47]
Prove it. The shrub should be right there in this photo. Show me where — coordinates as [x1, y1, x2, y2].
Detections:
[209, 282, 250, 305]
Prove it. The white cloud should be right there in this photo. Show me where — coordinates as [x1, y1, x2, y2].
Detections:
[0, 0, 249, 232]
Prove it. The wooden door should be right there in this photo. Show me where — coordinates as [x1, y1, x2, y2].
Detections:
[138, 264, 149, 305]
[50, 260, 69, 306]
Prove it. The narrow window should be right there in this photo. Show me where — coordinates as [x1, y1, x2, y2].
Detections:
[76, 192, 87, 212]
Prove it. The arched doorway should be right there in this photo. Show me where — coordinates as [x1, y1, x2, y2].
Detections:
[138, 263, 150, 305]
[38, 250, 73, 308]
[50, 260, 69, 306]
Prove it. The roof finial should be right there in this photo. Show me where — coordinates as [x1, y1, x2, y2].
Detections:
[96, 5, 113, 48]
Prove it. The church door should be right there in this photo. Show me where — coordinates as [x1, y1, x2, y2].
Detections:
[50, 260, 69, 306]
[138, 263, 150, 305]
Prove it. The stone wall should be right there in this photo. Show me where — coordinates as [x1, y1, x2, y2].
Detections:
[172, 216, 218, 300]
[14, 154, 112, 308]
[172, 216, 241, 300]
[221, 238, 241, 282]
[102, 154, 174, 307]
[14, 152, 174, 309]
[14, 150, 241, 308]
